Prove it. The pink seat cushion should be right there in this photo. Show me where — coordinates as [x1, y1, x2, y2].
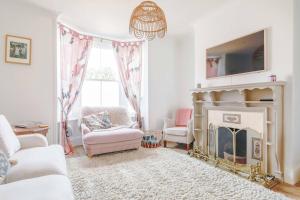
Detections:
[83, 128, 143, 145]
[175, 109, 192, 127]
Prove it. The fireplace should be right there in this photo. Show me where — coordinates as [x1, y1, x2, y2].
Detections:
[209, 125, 249, 165]
[191, 82, 284, 187]
[199, 107, 269, 181]
[218, 127, 247, 164]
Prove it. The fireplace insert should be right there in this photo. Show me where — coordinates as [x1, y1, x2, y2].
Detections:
[217, 127, 247, 164]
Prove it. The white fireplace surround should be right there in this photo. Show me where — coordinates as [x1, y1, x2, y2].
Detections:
[192, 82, 285, 180]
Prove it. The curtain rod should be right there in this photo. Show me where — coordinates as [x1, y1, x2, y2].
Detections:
[57, 22, 145, 43]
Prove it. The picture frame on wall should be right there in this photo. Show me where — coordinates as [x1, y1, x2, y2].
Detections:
[251, 137, 262, 161]
[5, 35, 31, 65]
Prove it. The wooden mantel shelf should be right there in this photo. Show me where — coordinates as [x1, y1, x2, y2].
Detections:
[191, 81, 285, 93]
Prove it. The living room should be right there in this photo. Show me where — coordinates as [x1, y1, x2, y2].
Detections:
[0, 0, 300, 199]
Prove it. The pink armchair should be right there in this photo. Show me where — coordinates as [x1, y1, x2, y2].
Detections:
[163, 108, 193, 151]
[80, 107, 143, 156]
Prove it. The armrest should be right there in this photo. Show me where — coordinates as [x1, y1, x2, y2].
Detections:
[187, 119, 193, 134]
[129, 121, 139, 129]
[17, 134, 48, 149]
[163, 118, 175, 129]
[81, 123, 91, 135]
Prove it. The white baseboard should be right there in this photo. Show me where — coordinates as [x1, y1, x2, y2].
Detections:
[284, 165, 300, 185]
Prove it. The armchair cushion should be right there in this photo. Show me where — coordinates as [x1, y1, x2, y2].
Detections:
[175, 109, 192, 127]
[164, 127, 187, 137]
[83, 128, 143, 145]
[0, 115, 21, 158]
[17, 134, 48, 149]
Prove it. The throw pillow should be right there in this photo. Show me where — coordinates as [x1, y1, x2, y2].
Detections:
[82, 114, 103, 131]
[82, 112, 112, 131]
[0, 115, 21, 157]
[0, 151, 10, 184]
[95, 111, 112, 129]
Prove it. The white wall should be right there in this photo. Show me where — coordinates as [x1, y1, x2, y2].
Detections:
[176, 33, 195, 108]
[0, 0, 58, 143]
[147, 34, 195, 130]
[148, 36, 178, 129]
[194, 0, 298, 184]
[291, 0, 300, 184]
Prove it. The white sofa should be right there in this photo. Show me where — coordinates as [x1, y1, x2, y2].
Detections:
[0, 115, 74, 200]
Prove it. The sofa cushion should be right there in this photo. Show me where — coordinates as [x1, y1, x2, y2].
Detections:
[0, 151, 10, 184]
[0, 115, 21, 158]
[164, 127, 188, 136]
[83, 128, 143, 145]
[5, 145, 67, 183]
[0, 175, 74, 200]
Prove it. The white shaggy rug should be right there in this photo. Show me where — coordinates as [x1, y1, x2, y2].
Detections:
[67, 148, 289, 200]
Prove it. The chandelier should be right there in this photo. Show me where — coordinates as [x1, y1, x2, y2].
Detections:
[129, 1, 167, 40]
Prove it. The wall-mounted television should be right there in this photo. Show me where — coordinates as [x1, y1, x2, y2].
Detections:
[206, 30, 266, 78]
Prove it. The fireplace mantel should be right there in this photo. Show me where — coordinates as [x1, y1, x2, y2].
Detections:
[191, 81, 285, 93]
[191, 81, 285, 186]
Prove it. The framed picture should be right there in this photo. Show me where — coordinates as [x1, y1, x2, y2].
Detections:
[5, 35, 31, 65]
[223, 113, 241, 124]
[251, 137, 262, 160]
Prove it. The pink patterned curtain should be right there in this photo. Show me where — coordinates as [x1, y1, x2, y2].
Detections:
[112, 41, 143, 128]
[59, 24, 93, 154]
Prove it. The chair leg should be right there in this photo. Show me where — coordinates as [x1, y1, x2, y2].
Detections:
[164, 141, 167, 148]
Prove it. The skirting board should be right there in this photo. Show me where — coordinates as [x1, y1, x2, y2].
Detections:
[284, 165, 300, 185]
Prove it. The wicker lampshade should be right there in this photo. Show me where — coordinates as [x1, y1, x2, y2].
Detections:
[129, 1, 167, 40]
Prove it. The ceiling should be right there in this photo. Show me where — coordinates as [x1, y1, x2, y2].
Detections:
[18, 0, 234, 39]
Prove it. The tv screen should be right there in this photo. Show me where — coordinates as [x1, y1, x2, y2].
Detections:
[206, 30, 265, 78]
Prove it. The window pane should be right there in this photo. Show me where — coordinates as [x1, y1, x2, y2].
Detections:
[101, 81, 119, 106]
[82, 80, 101, 107]
[101, 49, 119, 81]
[85, 47, 118, 81]
[81, 44, 136, 111]
[85, 48, 101, 80]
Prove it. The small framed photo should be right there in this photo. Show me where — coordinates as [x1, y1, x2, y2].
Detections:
[5, 35, 31, 65]
[252, 137, 262, 160]
[223, 113, 241, 124]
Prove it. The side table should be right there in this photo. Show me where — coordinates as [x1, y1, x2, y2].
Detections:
[13, 126, 49, 137]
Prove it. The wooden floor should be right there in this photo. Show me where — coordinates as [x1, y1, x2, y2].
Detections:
[273, 183, 300, 199]
[72, 143, 300, 199]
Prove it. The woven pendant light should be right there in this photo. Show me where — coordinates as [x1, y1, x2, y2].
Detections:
[129, 1, 167, 40]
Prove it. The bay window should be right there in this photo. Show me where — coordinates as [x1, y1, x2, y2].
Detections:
[81, 40, 133, 112]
